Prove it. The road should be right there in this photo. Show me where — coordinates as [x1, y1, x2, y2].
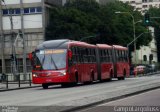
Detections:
[0, 75, 160, 112]
[77, 89, 160, 112]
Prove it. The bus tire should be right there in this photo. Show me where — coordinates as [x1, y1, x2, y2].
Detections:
[91, 72, 94, 82]
[42, 84, 48, 89]
[118, 70, 126, 80]
[109, 70, 113, 81]
[122, 69, 126, 80]
[75, 72, 78, 84]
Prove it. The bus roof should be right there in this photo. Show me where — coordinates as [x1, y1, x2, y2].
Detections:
[35, 39, 95, 50]
[112, 45, 128, 50]
[69, 41, 96, 48]
[36, 39, 70, 50]
[96, 44, 112, 49]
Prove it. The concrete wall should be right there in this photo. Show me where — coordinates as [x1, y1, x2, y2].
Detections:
[0, 0, 45, 74]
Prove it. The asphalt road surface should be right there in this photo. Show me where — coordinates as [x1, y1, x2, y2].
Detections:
[77, 89, 160, 112]
[0, 74, 160, 112]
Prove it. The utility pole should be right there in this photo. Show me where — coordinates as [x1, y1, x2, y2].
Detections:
[22, 31, 27, 80]
[9, 9, 18, 77]
[20, 0, 27, 80]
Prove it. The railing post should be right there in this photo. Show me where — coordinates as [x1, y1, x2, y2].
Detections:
[29, 74, 31, 87]
[18, 74, 20, 88]
[6, 75, 8, 89]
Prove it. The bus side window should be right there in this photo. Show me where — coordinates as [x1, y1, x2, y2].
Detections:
[71, 47, 75, 64]
[81, 48, 85, 63]
[125, 51, 128, 62]
[123, 51, 125, 62]
[118, 50, 120, 61]
[75, 47, 78, 63]
[116, 50, 118, 61]
[87, 49, 90, 63]
[92, 49, 96, 63]
[100, 50, 103, 63]
[104, 50, 107, 62]
[120, 50, 122, 62]
[109, 50, 111, 62]
[79, 47, 83, 63]
[119, 50, 121, 62]
[85, 48, 88, 62]
[106, 50, 109, 62]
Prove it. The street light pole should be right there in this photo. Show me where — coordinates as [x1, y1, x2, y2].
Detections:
[115, 11, 137, 64]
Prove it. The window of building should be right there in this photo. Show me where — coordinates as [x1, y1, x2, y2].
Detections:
[130, 1, 135, 3]
[3, 9, 8, 15]
[24, 8, 30, 14]
[9, 9, 14, 14]
[149, 5, 153, 8]
[15, 9, 21, 14]
[36, 7, 42, 13]
[30, 7, 36, 13]
[142, 0, 147, 3]
[143, 5, 148, 8]
[5, 59, 11, 73]
[3, 7, 42, 15]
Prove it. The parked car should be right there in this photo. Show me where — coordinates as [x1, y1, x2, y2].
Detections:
[146, 64, 157, 73]
[133, 65, 146, 75]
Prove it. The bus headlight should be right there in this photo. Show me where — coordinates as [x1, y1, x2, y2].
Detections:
[33, 73, 38, 77]
[59, 70, 66, 76]
[62, 72, 66, 75]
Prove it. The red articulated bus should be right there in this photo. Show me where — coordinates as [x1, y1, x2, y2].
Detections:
[29, 39, 129, 89]
[30, 39, 98, 89]
[112, 45, 130, 80]
[96, 44, 113, 81]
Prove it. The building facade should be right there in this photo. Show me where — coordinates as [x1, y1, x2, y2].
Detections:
[118, 0, 159, 64]
[119, 0, 160, 13]
[131, 27, 157, 64]
[0, 0, 55, 75]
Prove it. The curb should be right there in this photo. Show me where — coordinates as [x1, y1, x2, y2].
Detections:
[0, 85, 41, 92]
[61, 86, 160, 112]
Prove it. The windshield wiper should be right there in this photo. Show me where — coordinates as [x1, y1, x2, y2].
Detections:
[41, 53, 45, 70]
[51, 56, 58, 70]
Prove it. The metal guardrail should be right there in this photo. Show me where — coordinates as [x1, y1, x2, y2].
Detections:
[0, 74, 32, 89]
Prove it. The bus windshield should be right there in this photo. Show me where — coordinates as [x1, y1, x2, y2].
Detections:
[33, 49, 67, 70]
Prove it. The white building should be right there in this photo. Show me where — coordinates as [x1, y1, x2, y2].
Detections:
[118, 0, 159, 64]
[119, 0, 160, 13]
[132, 27, 157, 64]
[0, 0, 57, 74]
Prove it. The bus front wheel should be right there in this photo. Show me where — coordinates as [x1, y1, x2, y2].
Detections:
[42, 84, 48, 89]
[118, 70, 126, 80]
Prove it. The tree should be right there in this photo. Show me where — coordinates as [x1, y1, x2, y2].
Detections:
[148, 7, 160, 62]
[46, 0, 151, 51]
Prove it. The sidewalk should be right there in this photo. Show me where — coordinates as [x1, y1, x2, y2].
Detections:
[0, 72, 159, 92]
[0, 81, 41, 92]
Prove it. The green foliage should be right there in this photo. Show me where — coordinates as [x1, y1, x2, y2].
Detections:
[46, 0, 152, 51]
[148, 7, 160, 26]
[148, 7, 160, 62]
